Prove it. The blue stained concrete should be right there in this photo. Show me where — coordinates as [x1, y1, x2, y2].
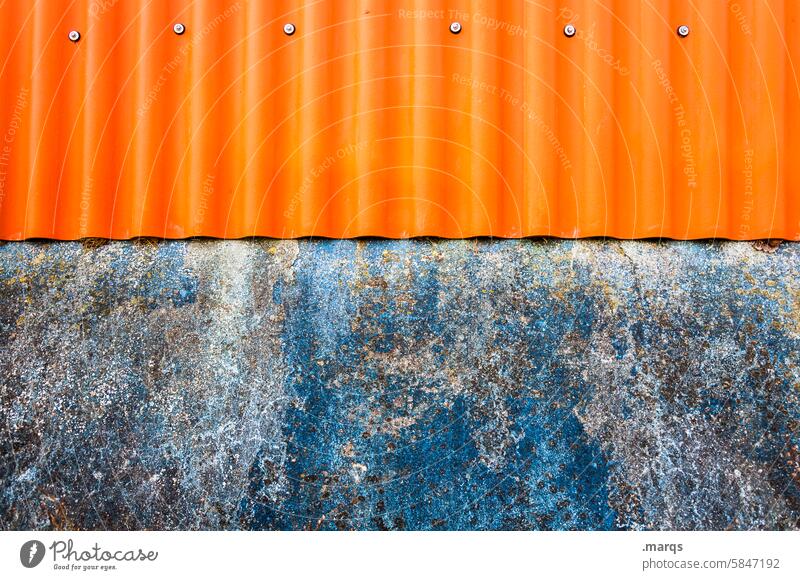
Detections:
[246, 242, 615, 529]
[0, 239, 798, 530]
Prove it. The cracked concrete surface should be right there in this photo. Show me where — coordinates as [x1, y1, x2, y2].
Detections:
[0, 239, 798, 530]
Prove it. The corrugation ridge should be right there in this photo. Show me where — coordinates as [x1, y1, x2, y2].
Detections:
[621, 0, 645, 238]
[157, 0, 189, 238]
[720, 0, 745, 240]
[666, 0, 683, 239]
[424, 1, 449, 239]
[24, 5, 60, 239]
[239, 1, 256, 238]
[610, 0, 625, 238]
[725, 0, 739, 240]
[0, 4, 33, 238]
[696, 1, 726, 239]
[553, 0, 570, 237]
[520, 0, 532, 235]
[707, 0, 732, 239]
[627, 1, 660, 238]
[549, 0, 564, 237]
[283, 0, 309, 237]
[776, 0, 788, 240]
[306, 0, 330, 237]
[702, 0, 728, 239]
[241, 0, 272, 237]
[331, 1, 356, 238]
[454, 0, 480, 236]
[493, 0, 509, 236]
[747, 0, 781, 239]
[106, 1, 143, 239]
[250, 0, 300, 237]
[130, 3, 161, 236]
[608, 0, 622, 238]
[765, 0, 787, 239]
[443, 2, 468, 237]
[180, 1, 203, 238]
[412, 0, 432, 238]
[498, 0, 523, 236]
[79, 0, 118, 239]
[786, 0, 800, 238]
[357, 1, 393, 238]
[234, 3, 252, 235]
[579, 1, 609, 237]
[221, 1, 247, 238]
[734, 0, 760, 240]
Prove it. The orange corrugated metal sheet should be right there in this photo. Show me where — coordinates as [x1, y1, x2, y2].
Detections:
[0, 0, 798, 240]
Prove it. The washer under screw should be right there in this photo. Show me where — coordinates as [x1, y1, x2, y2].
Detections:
[283, 23, 296, 36]
[677, 25, 690, 37]
[564, 24, 576, 37]
[173, 23, 186, 35]
[450, 22, 462, 35]
[68, 30, 81, 43]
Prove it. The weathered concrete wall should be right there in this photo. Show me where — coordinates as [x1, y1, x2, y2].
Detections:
[0, 239, 798, 530]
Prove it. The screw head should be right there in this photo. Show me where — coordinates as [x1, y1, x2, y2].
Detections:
[173, 23, 186, 35]
[68, 30, 81, 43]
[283, 23, 296, 36]
[449, 22, 462, 35]
[564, 24, 576, 38]
[677, 25, 690, 37]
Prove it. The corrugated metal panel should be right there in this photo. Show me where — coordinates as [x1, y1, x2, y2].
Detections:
[0, 0, 798, 240]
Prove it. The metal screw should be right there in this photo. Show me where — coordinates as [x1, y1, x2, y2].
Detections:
[564, 24, 576, 38]
[449, 22, 462, 35]
[68, 30, 81, 43]
[283, 23, 296, 36]
[173, 23, 186, 35]
[677, 25, 690, 37]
